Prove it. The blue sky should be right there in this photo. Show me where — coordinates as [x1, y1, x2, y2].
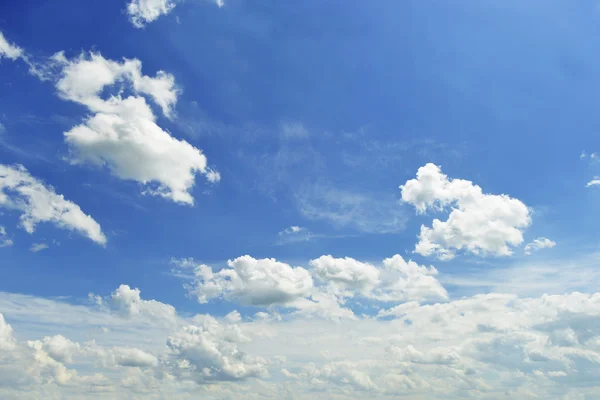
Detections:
[2, 0, 600, 398]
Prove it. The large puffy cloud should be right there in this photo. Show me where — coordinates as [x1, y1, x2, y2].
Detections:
[401, 163, 531, 260]
[54, 52, 219, 205]
[0, 32, 23, 60]
[310, 254, 447, 302]
[0, 164, 106, 245]
[181, 256, 314, 306]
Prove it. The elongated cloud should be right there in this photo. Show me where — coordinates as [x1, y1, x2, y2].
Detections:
[401, 163, 531, 259]
[0, 164, 106, 245]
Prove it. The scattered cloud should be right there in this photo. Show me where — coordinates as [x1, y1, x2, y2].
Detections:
[524, 237, 556, 255]
[401, 163, 531, 260]
[29, 243, 49, 253]
[0, 164, 106, 245]
[53, 52, 219, 205]
[0, 226, 13, 248]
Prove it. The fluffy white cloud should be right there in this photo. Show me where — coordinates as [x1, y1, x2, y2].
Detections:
[127, 0, 176, 28]
[401, 163, 531, 259]
[0, 164, 106, 245]
[182, 256, 314, 306]
[109, 284, 177, 323]
[54, 52, 219, 205]
[0, 226, 13, 248]
[310, 255, 380, 294]
[524, 237, 556, 255]
[167, 315, 267, 383]
[0, 32, 23, 60]
[310, 254, 447, 302]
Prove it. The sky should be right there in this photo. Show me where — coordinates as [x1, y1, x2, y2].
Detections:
[1, 0, 600, 398]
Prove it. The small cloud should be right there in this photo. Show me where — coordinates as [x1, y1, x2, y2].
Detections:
[216, 0, 225, 8]
[0, 226, 13, 248]
[279, 225, 305, 236]
[524, 237, 556, 256]
[30, 243, 49, 253]
[277, 225, 313, 244]
[586, 178, 600, 188]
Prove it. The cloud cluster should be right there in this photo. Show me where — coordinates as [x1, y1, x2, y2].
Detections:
[54, 52, 220, 205]
[0, 226, 13, 248]
[177, 254, 447, 320]
[401, 163, 531, 260]
[2, 280, 600, 399]
[0, 164, 106, 245]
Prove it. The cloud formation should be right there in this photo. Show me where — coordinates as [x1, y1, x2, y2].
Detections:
[0, 164, 106, 245]
[54, 52, 219, 205]
[401, 163, 531, 259]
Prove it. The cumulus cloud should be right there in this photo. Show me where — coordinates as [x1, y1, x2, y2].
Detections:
[524, 237, 556, 255]
[0, 164, 106, 245]
[182, 256, 314, 306]
[167, 315, 267, 383]
[0, 31, 23, 60]
[310, 254, 448, 302]
[53, 52, 219, 205]
[109, 284, 177, 322]
[127, 0, 176, 28]
[0, 226, 13, 248]
[401, 163, 531, 259]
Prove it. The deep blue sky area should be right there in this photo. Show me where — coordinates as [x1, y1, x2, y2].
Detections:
[1, 0, 600, 313]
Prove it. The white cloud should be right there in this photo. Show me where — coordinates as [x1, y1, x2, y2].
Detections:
[54, 52, 219, 205]
[216, 0, 225, 8]
[127, 0, 176, 28]
[29, 243, 49, 253]
[181, 256, 314, 306]
[0, 32, 23, 60]
[310, 254, 448, 302]
[2, 278, 600, 398]
[524, 237, 556, 255]
[0, 226, 13, 248]
[401, 163, 531, 259]
[586, 178, 600, 187]
[310, 255, 380, 294]
[109, 284, 177, 323]
[0, 164, 106, 245]
[167, 315, 267, 383]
